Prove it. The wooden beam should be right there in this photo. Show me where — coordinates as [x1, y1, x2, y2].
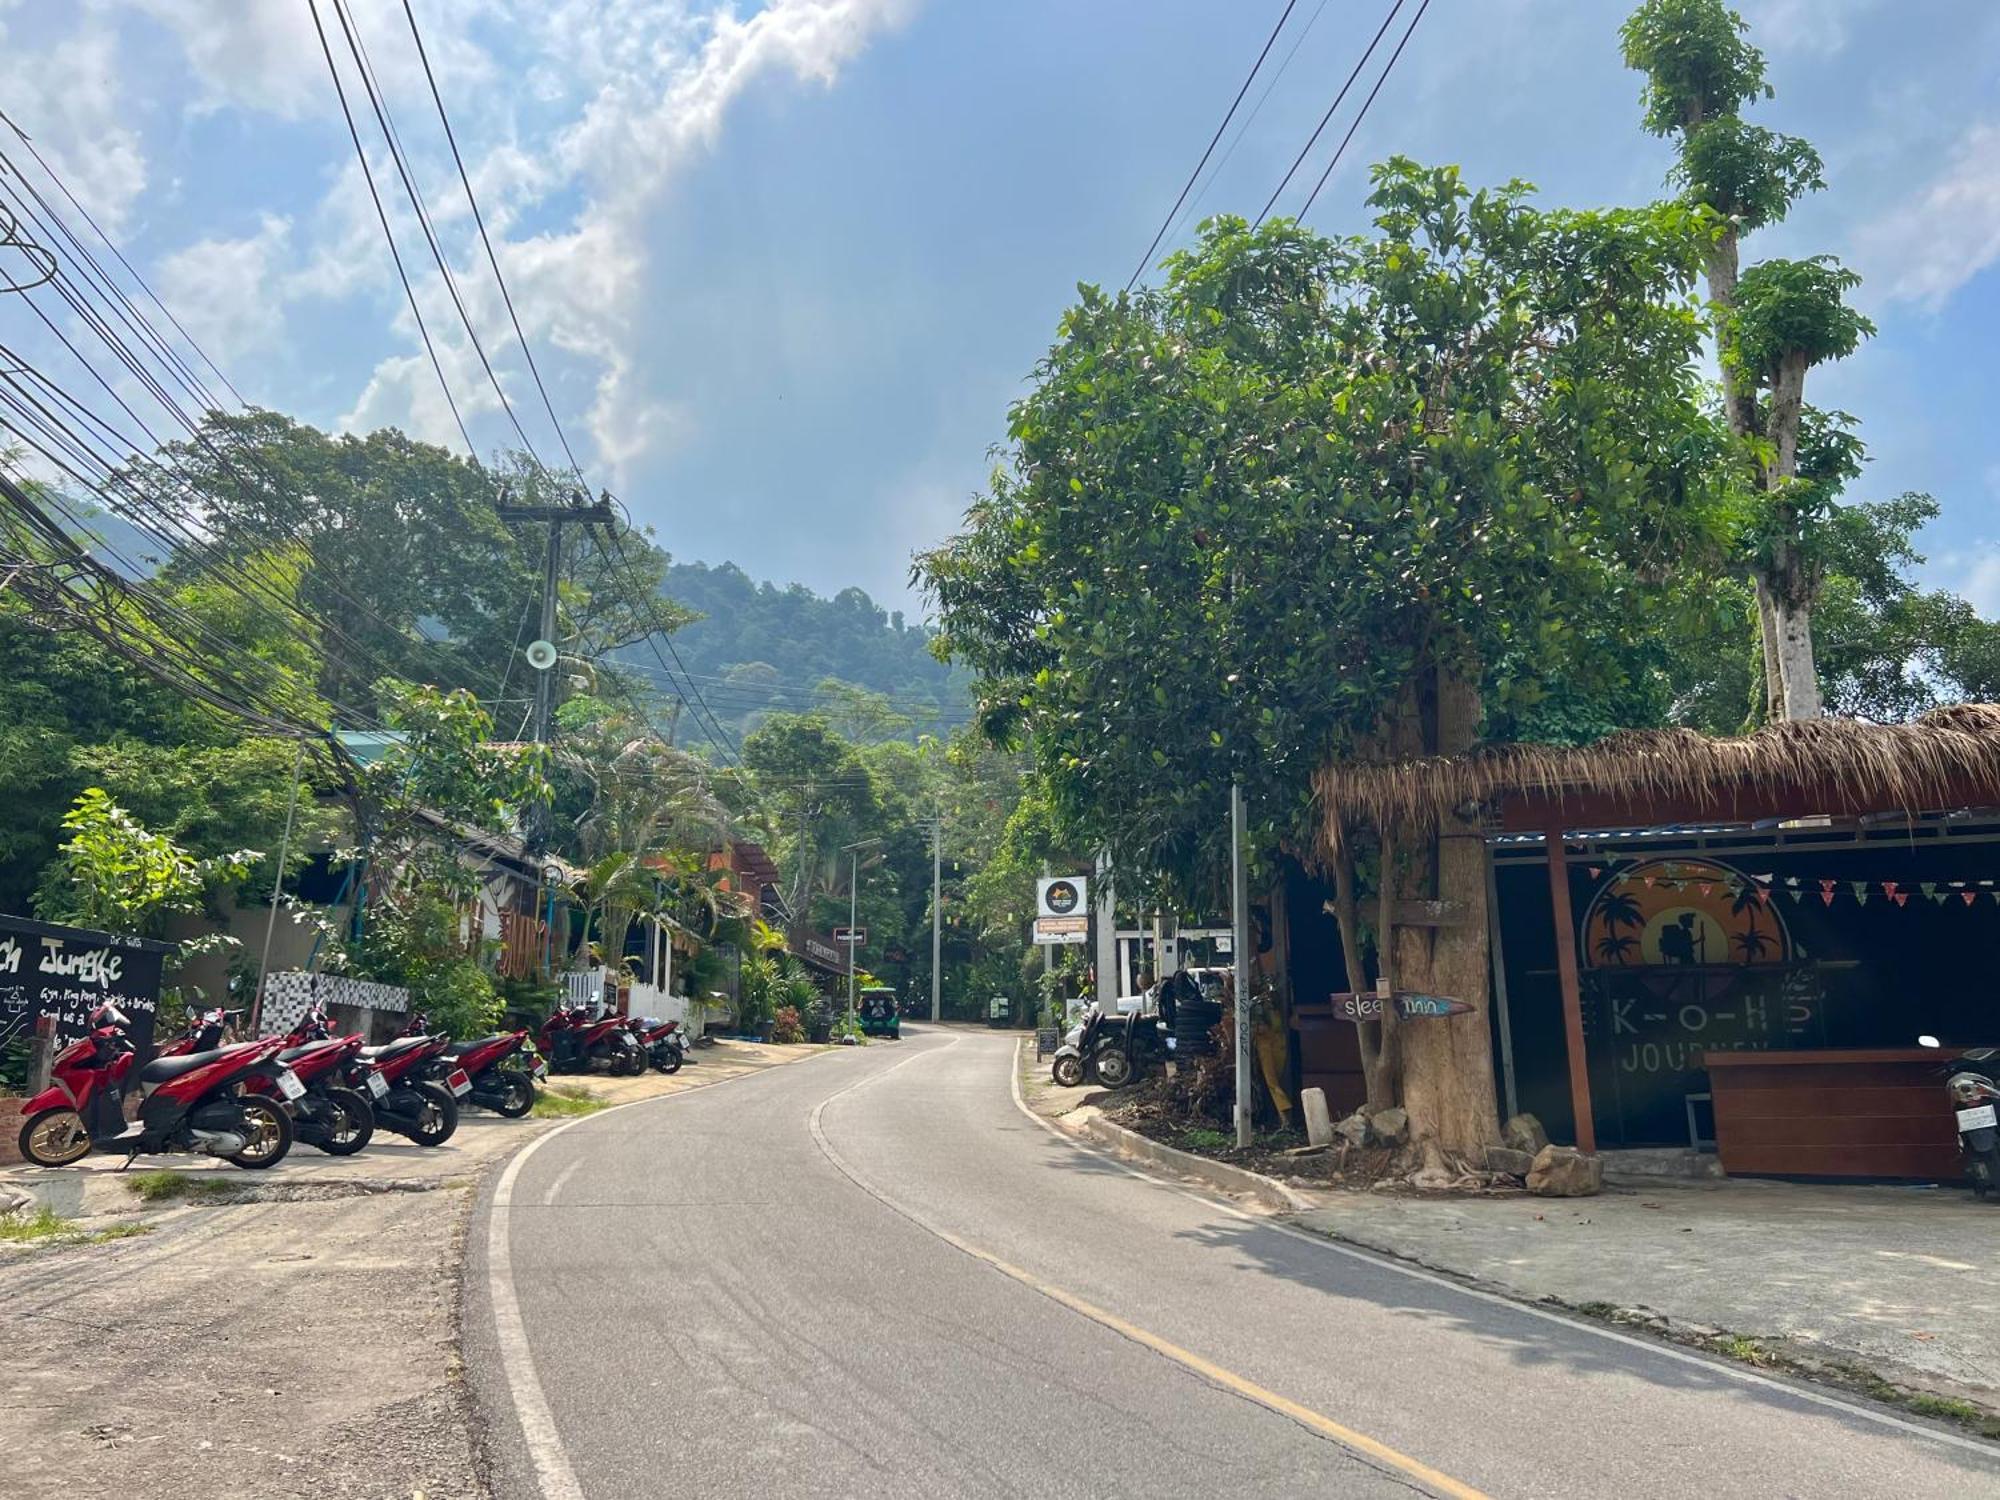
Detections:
[1543, 825, 1596, 1153]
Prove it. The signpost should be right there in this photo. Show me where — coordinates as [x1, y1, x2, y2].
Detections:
[1328, 992, 1477, 1023]
[1034, 876, 1090, 946]
[833, 926, 867, 946]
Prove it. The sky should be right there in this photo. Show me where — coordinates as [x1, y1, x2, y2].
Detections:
[2, 0, 1997, 617]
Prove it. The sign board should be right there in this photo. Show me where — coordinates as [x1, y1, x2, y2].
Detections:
[1330, 991, 1477, 1023]
[0, 913, 170, 1058]
[790, 930, 852, 977]
[833, 926, 867, 946]
[1037, 876, 1087, 920]
[1034, 914, 1089, 946]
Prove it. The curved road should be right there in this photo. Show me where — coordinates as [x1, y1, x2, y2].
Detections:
[466, 1027, 2000, 1499]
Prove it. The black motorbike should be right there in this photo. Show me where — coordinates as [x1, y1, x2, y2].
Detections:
[1920, 1035, 2000, 1199]
[1050, 1007, 1167, 1090]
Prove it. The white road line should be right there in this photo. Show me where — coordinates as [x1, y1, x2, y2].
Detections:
[1005, 1039, 2000, 1460]
[543, 1158, 582, 1205]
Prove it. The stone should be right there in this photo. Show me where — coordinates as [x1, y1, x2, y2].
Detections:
[1370, 1107, 1409, 1145]
[1502, 1112, 1550, 1156]
[1526, 1144, 1604, 1197]
[1301, 1087, 1334, 1148]
[1333, 1111, 1372, 1149]
[1484, 1146, 1537, 1178]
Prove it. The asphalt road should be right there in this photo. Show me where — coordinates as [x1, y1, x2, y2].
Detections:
[466, 1027, 2000, 1499]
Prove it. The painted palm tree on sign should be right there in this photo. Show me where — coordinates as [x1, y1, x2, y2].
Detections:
[1595, 886, 1645, 964]
[1596, 929, 1639, 965]
[1729, 881, 1772, 965]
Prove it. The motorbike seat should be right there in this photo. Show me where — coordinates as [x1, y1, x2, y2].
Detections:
[359, 1037, 431, 1064]
[139, 1043, 255, 1085]
[447, 1033, 515, 1057]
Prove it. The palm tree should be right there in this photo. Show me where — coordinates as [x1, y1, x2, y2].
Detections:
[1598, 888, 1644, 935]
[1734, 924, 1774, 963]
[1596, 931, 1638, 965]
[1729, 880, 1769, 965]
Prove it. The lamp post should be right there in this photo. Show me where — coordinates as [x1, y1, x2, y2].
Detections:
[840, 838, 881, 1018]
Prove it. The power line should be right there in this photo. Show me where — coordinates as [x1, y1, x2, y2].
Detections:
[1296, 0, 1432, 221]
[1255, 0, 1406, 225]
[305, 0, 474, 455]
[1125, 0, 1299, 293]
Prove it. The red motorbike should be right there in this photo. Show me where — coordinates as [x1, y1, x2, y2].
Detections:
[396, 1011, 540, 1117]
[292, 1004, 461, 1148]
[251, 1024, 374, 1156]
[540, 1002, 645, 1076]
[17, 1002, 297, 1169]
[627, 1016, 684, 1076]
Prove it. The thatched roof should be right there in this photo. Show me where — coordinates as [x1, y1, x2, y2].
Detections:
[1315, 703, 2000, 843]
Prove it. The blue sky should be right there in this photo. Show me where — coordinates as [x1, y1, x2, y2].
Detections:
[3, 0, 1997, 615]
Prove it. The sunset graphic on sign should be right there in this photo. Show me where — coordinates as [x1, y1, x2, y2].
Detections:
[1581, 858, 1791, 969]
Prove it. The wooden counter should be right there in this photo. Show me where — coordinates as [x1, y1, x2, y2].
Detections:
[1704, 1048, 1965, 1181]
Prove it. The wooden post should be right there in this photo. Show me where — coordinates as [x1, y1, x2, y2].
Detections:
[26, 1013, 57, 1095]
[1543, 825, 1596, 1153]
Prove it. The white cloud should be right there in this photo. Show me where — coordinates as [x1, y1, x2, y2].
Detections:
[153, 214, 294, 364]
[1854, 122, 2000, 310]
[1748, 0, 1875, 58]
[1957, 551, 2000, 619]
[0, 20, 148, 231]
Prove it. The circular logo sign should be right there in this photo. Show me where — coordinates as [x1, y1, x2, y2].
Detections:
[1044, 879, 1080, 915]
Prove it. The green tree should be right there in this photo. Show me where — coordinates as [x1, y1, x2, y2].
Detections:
[1623, 0, 1875, 719]
[922, 165, 1719, 1160]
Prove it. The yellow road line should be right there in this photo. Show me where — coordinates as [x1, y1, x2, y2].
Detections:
[809, 1048, 1489, 1500]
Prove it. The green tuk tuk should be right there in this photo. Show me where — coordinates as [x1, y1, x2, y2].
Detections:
[857, 986, 901, 1040]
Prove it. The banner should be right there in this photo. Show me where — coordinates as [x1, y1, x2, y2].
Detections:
[0, 913, 171, 1056]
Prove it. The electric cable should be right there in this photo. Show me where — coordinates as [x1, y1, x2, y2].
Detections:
[1296, 0, 1432, 221]
[1255, 0, 1406, 224]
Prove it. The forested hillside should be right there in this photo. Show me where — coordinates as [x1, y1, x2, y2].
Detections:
[651, 561, 971, 742]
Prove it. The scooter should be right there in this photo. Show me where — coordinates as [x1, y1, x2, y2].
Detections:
[1050, 1006, 1166, 1090]
[539, 1003, 646, 1076]
[397, 1011, 539, 1117]
[253, 1030, 374, 1156]
[627, 1017, 683, 1075]
[17, 1002, 298, 1169]
[293, 1004, 461, 1148]
[1919, 1035, 2000, 1200]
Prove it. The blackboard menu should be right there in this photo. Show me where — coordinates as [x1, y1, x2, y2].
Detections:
[0, 914, 170, 1058]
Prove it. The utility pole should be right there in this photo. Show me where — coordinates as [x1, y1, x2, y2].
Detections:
[496, 492, 615, 855]
[930, 798, 942, 1023]
[1231, 782, 1252, 1148]
[840, 837, 880, 1019]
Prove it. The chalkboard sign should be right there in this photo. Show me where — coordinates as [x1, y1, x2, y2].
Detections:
[0, 914, 171, 1058]
[1330, 991, 1477, 1022]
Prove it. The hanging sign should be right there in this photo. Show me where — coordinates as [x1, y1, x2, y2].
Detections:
[1329, 991, 1476, 1023]
[1036, 876, 1087, 919]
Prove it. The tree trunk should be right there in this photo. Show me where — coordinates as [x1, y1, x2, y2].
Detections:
[1388, 664, 1501, 1163]
[1756, 348, 1820, 720]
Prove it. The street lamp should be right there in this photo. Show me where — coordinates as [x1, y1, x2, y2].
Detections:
[840, 838, 881, 1019]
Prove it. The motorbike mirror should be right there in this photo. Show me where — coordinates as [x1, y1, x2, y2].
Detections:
[1917, 1035, 1942, 1049]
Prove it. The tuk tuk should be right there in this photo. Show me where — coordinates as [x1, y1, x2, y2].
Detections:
[857, 986, 901, 1040]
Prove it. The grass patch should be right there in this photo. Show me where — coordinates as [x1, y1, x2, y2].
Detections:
[0, 1205, 153, 1248]
[1179, 1126, 1234, 1153]
[532, 1084, 610, 1119]
[124, 1169, 238, 1204]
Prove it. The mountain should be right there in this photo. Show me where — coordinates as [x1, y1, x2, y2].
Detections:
[650, 561, 972, 743]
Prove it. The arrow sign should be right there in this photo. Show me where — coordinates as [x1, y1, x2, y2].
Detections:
[1329, 992, 1476, 1023]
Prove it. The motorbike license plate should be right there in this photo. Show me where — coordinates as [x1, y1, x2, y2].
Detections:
[366, 1071, 389, 1100]
[274, 1068, 306, 1101]
[448, 1068, 472, 1097]
[1957, 1104, 1997, 1132]
[532, 1058, 548, 1080]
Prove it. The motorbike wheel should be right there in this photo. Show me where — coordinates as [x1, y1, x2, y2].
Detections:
[19, 1107, 91, 1167]
[406, 1082, 460, 1147]
[652, 1046, 682, 1076]
[1051, 1053, 1085, 1089]
[618, 1046, 647, 1077]
[490, 1068, 536, 1119]
[1094, 1046, 1135, 1089]
[313, 1088, 375, 1156]
[227, 1097, 294, 1169]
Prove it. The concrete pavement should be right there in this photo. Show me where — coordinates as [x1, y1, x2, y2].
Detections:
[467, 1025, 2000, 1498]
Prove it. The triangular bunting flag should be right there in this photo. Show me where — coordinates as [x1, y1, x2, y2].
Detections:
[1785, 876, 1801, 887]
[1892, 891, 1909, 907]
[1588, 866, 1601, 879]
[1963, 891, 1977, 906]
[1756, 885, 1771, 906]
[1921, 882, 1938, 898]
[1819, 879, 1837, 907]
[1753, 873, 1773, 885]
[1788, 889, 1804, 903]
[1699, 883, 1714, 897]
[1642, 874, 1655, 887]
[1883, 881, 1900, 898]
[1855, 889, 1869, 907]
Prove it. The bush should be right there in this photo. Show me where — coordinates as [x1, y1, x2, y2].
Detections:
[771, 1005, 806, 1044]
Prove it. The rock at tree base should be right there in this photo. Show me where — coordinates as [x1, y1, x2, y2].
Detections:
[1370, 1107, 1409, 1145]
[1526, 1144, 1603, 1197]
[1301, 1087, 1334, 1148]
[1503, 1112, 1550, 1156]
[1333, 1111, 1372, 1148]
[1484, 1145, 1538, 1178]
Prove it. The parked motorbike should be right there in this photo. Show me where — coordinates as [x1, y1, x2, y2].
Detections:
[627, 1016, 684, 1075]
[155, 1006, 242, 1057]
[255, 1026, 374, 1156]
[539, 1002, 646, 1076]
[294, 1004, 461, 1147]
[17, 1002, 297, 1168]
[1919, 1035, 2000, 1199]
[396, 1010, 539, 1117]
[1050, 1007, 1168, 1090]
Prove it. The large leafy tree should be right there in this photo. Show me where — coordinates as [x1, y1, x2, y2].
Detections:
[922, 163, 1718, 1161]
[1622, 0, 1876, 719]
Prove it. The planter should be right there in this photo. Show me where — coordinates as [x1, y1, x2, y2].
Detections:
[808, 1018, 833, 1044]
[0, 1098, 26, 1167]
[753, 1019, 776, 1043]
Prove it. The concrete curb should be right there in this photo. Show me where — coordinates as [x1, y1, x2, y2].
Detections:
[1061, 1108, 1314, 1214]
